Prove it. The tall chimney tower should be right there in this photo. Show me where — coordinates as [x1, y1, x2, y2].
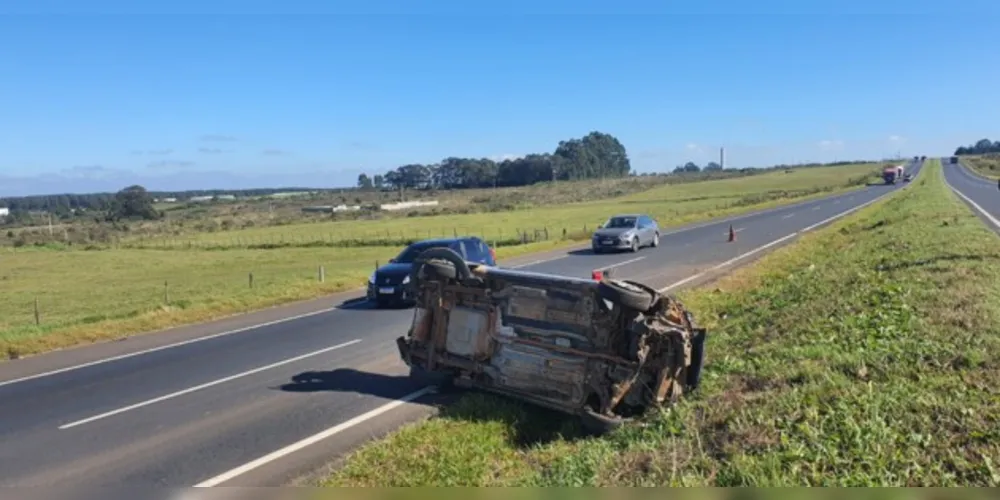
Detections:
[720, 147, 726, 169]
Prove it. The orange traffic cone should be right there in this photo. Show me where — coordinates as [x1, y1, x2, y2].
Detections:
[727, 224, 736, 242]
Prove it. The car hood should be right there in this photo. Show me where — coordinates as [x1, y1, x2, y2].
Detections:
[374, 262, 413, 277]
[594, 227, 634, 238]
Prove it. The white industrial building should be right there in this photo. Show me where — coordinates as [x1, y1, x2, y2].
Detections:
[0, 207, 9, 217]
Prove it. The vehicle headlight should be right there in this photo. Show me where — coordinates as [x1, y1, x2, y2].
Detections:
[368, 273, 376, 284]
[402, 275, 410, 284]
[620, 232, 633, 240]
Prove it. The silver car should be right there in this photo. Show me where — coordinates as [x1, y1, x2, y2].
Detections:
[591, 214, 660, 253]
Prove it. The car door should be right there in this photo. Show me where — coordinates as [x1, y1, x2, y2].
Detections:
[637, 216, 652, 246]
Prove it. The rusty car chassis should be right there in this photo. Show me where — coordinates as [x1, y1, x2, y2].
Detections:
[395, 248, 708, 433]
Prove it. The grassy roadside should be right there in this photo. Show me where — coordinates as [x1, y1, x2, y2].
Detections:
[960, 154, 1000, 180]
[323, 158, 1000, 486]
[0, 169, 879, 361]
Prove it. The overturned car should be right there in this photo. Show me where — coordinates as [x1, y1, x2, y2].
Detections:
[395, 247, 708, 434]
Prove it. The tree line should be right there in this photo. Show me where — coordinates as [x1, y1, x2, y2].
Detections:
[0, 187, 324, 215]
[954, 138, 1000, 156]
[356, 131, 630, 190]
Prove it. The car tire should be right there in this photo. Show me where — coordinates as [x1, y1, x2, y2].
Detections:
[629, 238, 639, 253]
[597, 279, 655, 312]
[580, 408, 626, 436]
[651, 232, 659, 248]
[424, 259, 458, 280]
[374, 297, 390, 309]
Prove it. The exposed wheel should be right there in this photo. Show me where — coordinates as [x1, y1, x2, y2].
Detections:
[580, 408, 626, 435]
[630, 238, 639, 253]
[597, 279, 655, 312]
[423, 259, 457, 280]
[651, 232, 659, 248]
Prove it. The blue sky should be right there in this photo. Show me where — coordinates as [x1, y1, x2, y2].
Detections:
[2, 0, 999, 196]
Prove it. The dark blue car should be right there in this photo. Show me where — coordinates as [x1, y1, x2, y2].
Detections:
[367, 236, 497, 308]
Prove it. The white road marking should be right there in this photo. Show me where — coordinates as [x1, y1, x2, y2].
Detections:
[607, 256, 645, 268]
[722, 227, 745, 235]
[510, 257, 566, 269]
[944, 176, 1000, 230]
[833, 200, 840, 205]
[57, 339, 362, 430]
[812, 206, 821, 211]
[781, 213, 795, 219]
[659, 193, 891, 293]
[0, 307, 344, 389]
[193, 385, 438, 487]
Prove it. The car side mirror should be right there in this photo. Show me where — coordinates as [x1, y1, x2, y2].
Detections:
[388, 258, 396, 263]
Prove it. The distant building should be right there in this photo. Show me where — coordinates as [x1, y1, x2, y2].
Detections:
[0, 207, 8, 217]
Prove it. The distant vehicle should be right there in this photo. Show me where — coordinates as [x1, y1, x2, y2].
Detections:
[367, 236, 497, 308]
[903, 173, 912, 182]
[591, 214, 659, 253]
[920, 155, 927, 161]
[950, 156, 959, 164]
[882, 166, 899, 185]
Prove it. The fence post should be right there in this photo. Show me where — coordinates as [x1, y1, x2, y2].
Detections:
[34, 298, 40, 326]
[249, 272, 254, 289]
[164, 280, 170, 304]
[319, 265, 326, 283]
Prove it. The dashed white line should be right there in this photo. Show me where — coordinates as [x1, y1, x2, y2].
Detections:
[0, 307, 344, 389]
[812, 206, 821, 211]
[658, 192, 892, 293]
[193, 385, 437, 487]
[57, 339, 362, 430]
[607, 256, 646, 268]
[781, 213, 795, 219]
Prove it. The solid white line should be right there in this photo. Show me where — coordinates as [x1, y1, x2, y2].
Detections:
[57, 339, 362, 430]
[193, 385, 438, 487]
[0, 307, 342, 389]
[658, 194, 889, 293]
[945, 176, 1000, 229]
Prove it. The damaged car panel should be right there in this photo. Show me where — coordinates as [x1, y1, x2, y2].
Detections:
[395, 247, 708, 433]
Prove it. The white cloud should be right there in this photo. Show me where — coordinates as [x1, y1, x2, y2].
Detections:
[818, 139, 845, 151]
[888, 135, 905, 143]
[685, 143, 701, 151]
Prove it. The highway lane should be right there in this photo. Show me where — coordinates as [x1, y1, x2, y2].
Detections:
[0, 160, 921, 488]
[942, 157, 1000, 229]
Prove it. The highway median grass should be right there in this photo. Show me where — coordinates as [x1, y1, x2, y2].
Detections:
[323, 158, 1000, 486]
[0, 163, 881, 360]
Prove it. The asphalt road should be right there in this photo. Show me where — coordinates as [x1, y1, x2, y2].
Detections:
[942, 157, 1000, 230]
[0, 160, 922, 489]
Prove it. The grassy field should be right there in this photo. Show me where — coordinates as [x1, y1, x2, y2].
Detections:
[0, 162, 882, 360]
[961, 154, 1000, 179]
[323, 158, 1000, 487]
[127, 162, 882, 250]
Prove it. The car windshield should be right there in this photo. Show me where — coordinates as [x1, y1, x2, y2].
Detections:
[604, 216, 637, 229]
[394, 243, 455, 264]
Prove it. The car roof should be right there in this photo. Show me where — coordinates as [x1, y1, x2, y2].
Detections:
[409, 237, 477, 246]
[609, 213, 645, 218]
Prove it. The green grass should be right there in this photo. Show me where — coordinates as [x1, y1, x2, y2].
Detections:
[322, 158, 1000, 487]
[0, 162, 881, 359]
[961, 154, 1000, 179]
[130, 162, 882, 250]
